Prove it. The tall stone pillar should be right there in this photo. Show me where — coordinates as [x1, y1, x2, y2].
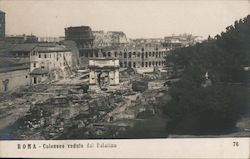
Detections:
[114, 69, 119, 85]
[89, 69, 96, 85]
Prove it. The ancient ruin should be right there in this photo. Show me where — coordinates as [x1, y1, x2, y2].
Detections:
[89, 58, 119, 90]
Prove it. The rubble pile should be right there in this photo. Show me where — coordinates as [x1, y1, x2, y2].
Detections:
[0, 68, 170, 139]
[9, 89, 127, 139]
[0, 84, 52, 132]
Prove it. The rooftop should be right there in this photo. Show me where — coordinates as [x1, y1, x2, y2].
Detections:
[0, 57, 30, 73]
[0, 57, 30, 67]
[0, 43, 71, 55]
[65, 26, 94, 40]
[10, 43, 38, 52]
[35, 43, 70, 53]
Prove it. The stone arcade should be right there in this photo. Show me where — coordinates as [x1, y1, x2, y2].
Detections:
[89, 58, 119, 90]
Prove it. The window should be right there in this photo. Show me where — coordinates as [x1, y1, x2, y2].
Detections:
[44, 54, 47, 58]
[141, 52, 144, 58]
[128, 62, 131, 67]
[33, 63, 36, 68]
[85, 52, 89, 57]
[120, 62, 123, 67]
[145, 62, 148, 67]
[141, 62, 144, 67]
[129, 52, 132, 58]
[124, 62, 127, 67]
[137, 52, 140, 57]
[103, 52, 106, 57]
[108, 52, 111, 57]
[95, 52, 98, 57]
[149, 61, 151, 67]
[149, 52, 151, 56]
[124, 52, 127, 58]
[114, 52, 117, 57]
[41, 66, 45, 69]
[133, 62, 136, 68]
[39, 54, 41, 58]
[145, 52, 148, 58]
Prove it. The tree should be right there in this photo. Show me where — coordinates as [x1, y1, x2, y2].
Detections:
[163, 15, 250, 135]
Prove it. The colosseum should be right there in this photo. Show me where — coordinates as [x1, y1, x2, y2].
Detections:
[81, 37, 168, 73]
[64, 26, 168, 73]
[99, 45, 167, 73]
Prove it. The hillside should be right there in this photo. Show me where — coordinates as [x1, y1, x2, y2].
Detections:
[163, 15, 250, 135]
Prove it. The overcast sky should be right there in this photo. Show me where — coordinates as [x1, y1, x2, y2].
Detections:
[0, 0, 249, 39]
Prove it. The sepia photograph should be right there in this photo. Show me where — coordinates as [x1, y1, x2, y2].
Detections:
[0, 0, 249, 158]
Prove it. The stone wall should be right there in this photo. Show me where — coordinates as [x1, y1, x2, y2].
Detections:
[0, 69, 30, 93]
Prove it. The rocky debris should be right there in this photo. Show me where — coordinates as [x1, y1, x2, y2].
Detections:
[8, 89, 127, 139]
[0, 68, 170, 139]
[120, 67, 136, 76]
[148, 80, 165, 90]
[132, 81, 148, 92]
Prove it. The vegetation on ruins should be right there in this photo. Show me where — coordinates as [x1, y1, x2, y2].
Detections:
[163, 15, 250, 135]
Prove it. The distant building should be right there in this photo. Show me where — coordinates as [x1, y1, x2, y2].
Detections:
[0, 43, 73, 90]
[80, 45, 167, 74]
[65, 26, 94, 49]
[5, 35, 26, 43]
[0, 10, 5, 40]
[5, 34, 38, 44]
[0, 43, 37, 58]
[92, 30, 106, 47]
[162, 34, 203, 50]
[25, 35, 38, 43]
[93, 31, 128, 47]
[65, 26, 95, 69]
[0, 57, 30, 93]
[83, 37, 168, 73]
[30, 43, 73, 84]
[38, 36, 64, 43]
